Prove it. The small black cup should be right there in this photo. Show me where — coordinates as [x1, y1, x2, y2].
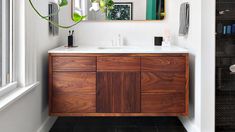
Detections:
[154, 37, 163, 46]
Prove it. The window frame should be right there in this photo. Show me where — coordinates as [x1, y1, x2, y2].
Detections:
[0, 0, 39, 111]
[0, 0, 17, 97]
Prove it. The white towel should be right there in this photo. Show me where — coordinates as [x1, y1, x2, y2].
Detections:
[179, 3, 190, 36]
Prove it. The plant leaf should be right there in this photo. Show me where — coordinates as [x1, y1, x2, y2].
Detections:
[73, 13, 86, 22]
[59, 0, 68, 7]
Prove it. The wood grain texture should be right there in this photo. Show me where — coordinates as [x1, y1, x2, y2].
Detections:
[52, 57, 96, 71]
[96, 72, 112, 113]
[123, 72, 141, 112]
[141, 57, 186, 72]
[50, 113, 187, 117]
[185, 54, 189, 115]
[49, 53, 189, 116]
[48, 54, 53, 114]
[52, 72, 96, 94]
[97, 72, 140, 113]
[141, 93, 185, 113]
[97, 57, 140, 71]
[52, 94, 96, 113]
[141, 72, 185, 93]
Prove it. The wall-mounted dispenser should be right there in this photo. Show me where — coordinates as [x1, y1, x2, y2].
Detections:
[48, 3, 59, 36]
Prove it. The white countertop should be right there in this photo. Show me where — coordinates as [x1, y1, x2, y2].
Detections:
[48, 45, 188, 54]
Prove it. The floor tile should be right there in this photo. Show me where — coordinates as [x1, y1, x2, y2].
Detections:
[73, 125, 116, 132]
[50, 117, 186, 132]
[117, 126, 157, 132]
[157, 127, 187, 132]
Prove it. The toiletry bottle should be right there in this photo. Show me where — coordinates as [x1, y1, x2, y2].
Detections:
[68, 30, 74, 47]
[227, 25, 232, 35]
[223, 26, 227, 35]
[162, 28, 171, 47]
[232, 24, 235, 34]
[217, 23, 223, 34]
[118, 34, 124, 46]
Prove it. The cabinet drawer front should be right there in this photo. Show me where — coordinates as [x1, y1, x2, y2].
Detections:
[97, 57, 140, 71]
[141, 57, 186, 72]
[141, 72, 185, 93]
[141, 93, 185, 113]
[97, 72, 140, 113]
[52, 72, 96, 94]
[52, 57, 96, 71]
[52, 94, 96, 113]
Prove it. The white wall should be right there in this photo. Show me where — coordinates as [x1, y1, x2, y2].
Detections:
[0, 0, 60, 132]
[171, 0, 215, 132]
[0, 0, 2, 84]
[170, 0, 202, 131]
[201, 0, 215, 131]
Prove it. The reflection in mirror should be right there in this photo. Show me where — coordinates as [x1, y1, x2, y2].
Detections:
[72, 0, 165, 21]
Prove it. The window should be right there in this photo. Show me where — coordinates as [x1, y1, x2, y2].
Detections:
[0, 0, 15, 95]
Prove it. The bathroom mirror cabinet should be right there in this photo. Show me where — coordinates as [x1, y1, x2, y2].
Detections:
[72, 0, 165, 21]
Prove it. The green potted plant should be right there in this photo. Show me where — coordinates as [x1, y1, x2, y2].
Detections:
[29, 0, 114, 28]
[99, 0, 114, 13]
[89, 0, 114, 13]
[29, 0, 86, 29]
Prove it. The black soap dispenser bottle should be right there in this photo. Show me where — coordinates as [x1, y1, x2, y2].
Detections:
[68, 30, 74, 47]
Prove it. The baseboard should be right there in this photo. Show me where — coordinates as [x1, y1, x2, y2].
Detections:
[37, 116, 58, 132]
[179, 117, 200, 132]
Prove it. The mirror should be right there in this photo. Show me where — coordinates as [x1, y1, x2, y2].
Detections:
[72, 0, 165, 21]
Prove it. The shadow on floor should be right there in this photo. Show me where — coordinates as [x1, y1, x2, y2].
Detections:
[49, 117, 187, 132]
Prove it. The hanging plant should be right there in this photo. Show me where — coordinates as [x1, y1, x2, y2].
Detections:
[90, 0, 99, 2]
[29, 0, 86, 29]
[89, 0, 114, 13]
[99, 0, 114, 13]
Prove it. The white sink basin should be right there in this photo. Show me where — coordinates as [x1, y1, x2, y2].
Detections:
[98, 46, 140, 50]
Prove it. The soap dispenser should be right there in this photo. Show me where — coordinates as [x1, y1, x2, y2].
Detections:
[162, 28, 171, 47]
[118, 34, 124, 46]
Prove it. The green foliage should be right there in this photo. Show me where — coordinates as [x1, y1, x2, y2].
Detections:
[90, 0, 99, 2]
[29, 0, 114, 28]
[99, 0, 114, 13]
[29, 0, 85, 29]
[59, 0, 68, 7]
[73, 13, 86, 22]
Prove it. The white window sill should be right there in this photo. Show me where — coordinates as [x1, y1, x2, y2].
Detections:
[0, 82, 18, 97]
[0, 82, 40, 111]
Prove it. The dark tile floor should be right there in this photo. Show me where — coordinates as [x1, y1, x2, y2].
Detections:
[216, 91, 235, 132]
[50, 117, 187, 132]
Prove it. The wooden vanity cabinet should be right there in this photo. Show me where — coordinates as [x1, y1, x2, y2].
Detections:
[49, 53, 189, 116]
